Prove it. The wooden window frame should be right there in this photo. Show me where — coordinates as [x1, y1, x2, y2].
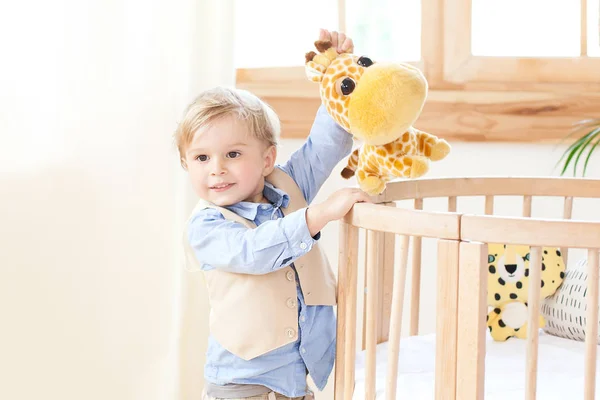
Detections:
[444, 0, 600, 84]
[236, 0, 600, 142]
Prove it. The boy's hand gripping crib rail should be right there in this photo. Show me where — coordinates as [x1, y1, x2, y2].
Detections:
[334, 177, 600, 400]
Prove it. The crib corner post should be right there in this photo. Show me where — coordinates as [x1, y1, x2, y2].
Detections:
[456, 241, 488, 400]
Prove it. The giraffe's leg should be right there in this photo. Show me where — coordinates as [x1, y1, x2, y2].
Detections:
[355, 153, 387, 195]
[414, 129, 451, 161]
[341, 148, 360, 179]
[390, 155, 430, 179]
[356, 169, 386, 195]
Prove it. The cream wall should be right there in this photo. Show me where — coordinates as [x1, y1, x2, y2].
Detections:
[0, 1, 233, 399]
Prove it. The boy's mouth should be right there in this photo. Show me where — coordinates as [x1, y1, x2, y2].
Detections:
[210, 183, 235, 192]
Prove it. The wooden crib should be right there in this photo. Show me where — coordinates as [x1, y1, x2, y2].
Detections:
[333, 176, 600, 400]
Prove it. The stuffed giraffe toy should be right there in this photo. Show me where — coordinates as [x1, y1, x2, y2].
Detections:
[305, 40, 451, 195]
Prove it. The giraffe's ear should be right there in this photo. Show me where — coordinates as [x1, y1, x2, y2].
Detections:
[304, 43, 337, 83]
[305, 60, 326, 82]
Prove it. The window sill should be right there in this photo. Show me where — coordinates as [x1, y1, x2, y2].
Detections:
[236, 67, 600, 142]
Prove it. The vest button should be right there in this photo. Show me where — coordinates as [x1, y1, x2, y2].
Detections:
[286, 297, 296, 308]
[286, 328, 296, 338]
[286, 271, 294, 281]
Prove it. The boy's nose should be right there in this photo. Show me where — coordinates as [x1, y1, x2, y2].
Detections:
[210, 159, 227, 175]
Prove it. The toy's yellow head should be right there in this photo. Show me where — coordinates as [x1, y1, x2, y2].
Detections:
[305, 40, 428, 146]
[487, 243, 565, 306]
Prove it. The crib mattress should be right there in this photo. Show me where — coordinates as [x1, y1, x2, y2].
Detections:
[353, 330, 600, 399]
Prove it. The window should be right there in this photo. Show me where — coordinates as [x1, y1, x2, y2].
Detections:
[233, 0, 421, 68]
[233, 0, 338, 68]
[235, 0, 600, 141]
[588, 0, 600, 56]
[347, 0, 421, 62]
[471, 0, 581, 57]
[445, 0, 600, 83]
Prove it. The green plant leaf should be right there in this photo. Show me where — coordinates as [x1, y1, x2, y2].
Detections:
[555, 126, 594, 169]
[556, 120, 600, 177]
[573, 118, 600, 129]
[572, 128, 600, 176]
[554, 119, 600, 153]
[583, 134, 600, 177]
[559, 128, 599, 176]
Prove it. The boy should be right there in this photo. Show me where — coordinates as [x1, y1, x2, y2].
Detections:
[176, 30, 370, 400]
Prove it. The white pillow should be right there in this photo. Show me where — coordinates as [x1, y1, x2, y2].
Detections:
[541, 257, 599, 342]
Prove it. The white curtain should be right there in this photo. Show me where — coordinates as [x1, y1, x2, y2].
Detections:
[0, 1, 234, 399]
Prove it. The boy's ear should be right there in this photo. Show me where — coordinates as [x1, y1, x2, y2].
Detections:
[263, 145, 277, 176]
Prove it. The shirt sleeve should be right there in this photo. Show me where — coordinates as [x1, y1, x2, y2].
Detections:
[188, 207, 317, 275]
[279, 104, 354, 204]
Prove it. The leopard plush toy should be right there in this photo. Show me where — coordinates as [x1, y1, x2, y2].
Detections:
[487, 243, 566, 341]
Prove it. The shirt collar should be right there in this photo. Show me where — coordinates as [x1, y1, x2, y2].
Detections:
[224, 181, 290, 221]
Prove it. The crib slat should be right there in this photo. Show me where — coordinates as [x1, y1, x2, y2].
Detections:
[456, 241, 487, 400]
[523, 195, 532, 218]
[526, 246, 542, 400]
[379, 203, 397, 344]
[585, 248, 599, 400]
[562, 196, 573, 267]
[485, 195, 494, 215]
[448, 196, 457, 212]
[361, 229, 384, 349]
[335, 223, 349, 400]
[435, 240, 459, 400]
[343, 224, 359, 400]
[410, 198, 423, 336]
[365, 230, 380, 399]
[336, 222, 359, 400]
[385, 235, 410, 400]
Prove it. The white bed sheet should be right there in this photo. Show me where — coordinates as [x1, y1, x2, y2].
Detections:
[353, 330, 600, 399]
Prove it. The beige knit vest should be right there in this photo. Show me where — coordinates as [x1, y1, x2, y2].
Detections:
[183, 168, 337, 360]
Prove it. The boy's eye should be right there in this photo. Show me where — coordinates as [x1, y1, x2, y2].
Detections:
[196, 155, 208, 162]
[227, 151, 241, 158]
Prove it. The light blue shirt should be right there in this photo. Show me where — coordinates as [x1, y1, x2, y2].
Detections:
[187, 105, 353, 398]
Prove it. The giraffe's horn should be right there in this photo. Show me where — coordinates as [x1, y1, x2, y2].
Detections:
[315, 40, 333, 52]
[305, 51, 317, 63]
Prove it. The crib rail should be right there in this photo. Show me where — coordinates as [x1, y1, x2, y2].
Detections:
[461, 214, 600, 249]
[334, 176, 600, 400]
[343, 202, 460, 239]
[373, 176, 600, 202]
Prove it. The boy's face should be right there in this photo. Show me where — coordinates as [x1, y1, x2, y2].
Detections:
[184, 115, 276, 206]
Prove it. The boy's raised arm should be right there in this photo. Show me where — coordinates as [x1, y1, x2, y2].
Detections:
[278, 105, 354, 204]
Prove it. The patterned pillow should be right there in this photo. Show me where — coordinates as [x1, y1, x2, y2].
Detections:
[541, 257, 599, 342]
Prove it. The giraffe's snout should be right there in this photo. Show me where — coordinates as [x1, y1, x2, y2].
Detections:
[348, 62, 428, 146]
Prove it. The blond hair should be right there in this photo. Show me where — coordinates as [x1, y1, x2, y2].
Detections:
[174, 86, 281, 167]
